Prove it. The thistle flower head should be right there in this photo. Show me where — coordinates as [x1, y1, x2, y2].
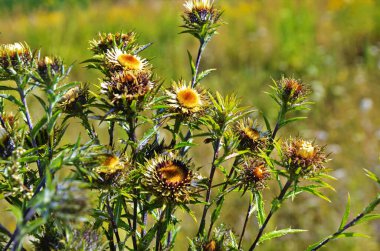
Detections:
[236, 118, 269, 152]
[142, 154, 197, 204]
[0, 42, 33, 72]
[276, 77, 309, 104]
[89, 32, 137, 55]
[283, 138, 328, 176]
[101, 71, 154, 108]
[239, 158, 270, 192]
[106, 47, 148, 72]
[37, 56, 64, 82]
[183, 0, 218, 24]
[58, 84, 89, 114]
[166, 81, 208, 118]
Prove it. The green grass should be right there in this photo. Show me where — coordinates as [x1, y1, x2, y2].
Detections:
[0, 0, 380, 250]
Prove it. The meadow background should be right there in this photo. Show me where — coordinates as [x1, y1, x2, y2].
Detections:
[0, 0, 380, 250]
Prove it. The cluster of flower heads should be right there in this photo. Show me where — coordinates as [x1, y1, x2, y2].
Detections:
[89, 32, 155, 110]
[142, 154, 199, 204]
[283, 138, 328, 177]
[165, 81, 209, 119]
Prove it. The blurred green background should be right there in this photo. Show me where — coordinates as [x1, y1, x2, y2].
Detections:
[1, 0, 380, 250]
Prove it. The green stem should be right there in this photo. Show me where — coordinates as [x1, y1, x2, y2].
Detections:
[198, 137, 222, 236]
[191, 40, 206, 88]
[16, 77, 43, 176]
[206, 157, 241, 238]
[248, 178, 293, 251]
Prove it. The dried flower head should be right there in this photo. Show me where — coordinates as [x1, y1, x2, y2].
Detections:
[166, 81, 208, 118]
[143, 154, 196, 204]
[58, 84, 89, 114]
[101, 71, 154, 108]
[283, 138, 328, 176]
[184, 0, 219, 24]
[106, 48, 148, 73]
[37, 56, 64, 82]
[239, 158, 270, 192]
[95, 154, 129, 185]
[277, 77, 309, 103]
[89, 32, 137, 55]
[0, 42, 33, 72]
[236, 119, 269, 152]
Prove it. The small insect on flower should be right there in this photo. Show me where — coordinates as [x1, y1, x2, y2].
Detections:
[236, 118, 269, 152]
[58, 84, 89, 114]
[283, 138, 328, 176]
[166, 81, 208, 118]
[142, 154, 197, 204]
[0, 126, 15, 159]
[95, 154, 129, 185]
[0, 42, 32, 71]
[106, 47, 148, 72]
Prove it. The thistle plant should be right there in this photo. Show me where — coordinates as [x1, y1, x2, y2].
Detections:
[0, 1, 379, 251]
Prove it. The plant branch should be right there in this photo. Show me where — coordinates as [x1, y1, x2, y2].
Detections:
[239, 194, 253, 249]
[207, 157, 240, 237]
[197, 137, 222, 236]
[249, 178, 293, 251]
[310, 195, 380, 251]
[16, 78, 43, 177]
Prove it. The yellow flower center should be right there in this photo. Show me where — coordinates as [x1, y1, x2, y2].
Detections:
[243, 127, 260, 141]
[177, 88, 201, 108]
[159, 163, 187, 184]
[297, 141, 315, 159]
[253, 165, 265, 180]
[117, 54, 142, 70]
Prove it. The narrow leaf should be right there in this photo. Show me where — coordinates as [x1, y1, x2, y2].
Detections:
[339, 193, 351, 230]
[255, 192, 265, 227]
[258, 228, 307, 244]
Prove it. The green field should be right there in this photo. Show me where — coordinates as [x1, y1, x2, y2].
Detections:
[1, 0, 380, 250]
